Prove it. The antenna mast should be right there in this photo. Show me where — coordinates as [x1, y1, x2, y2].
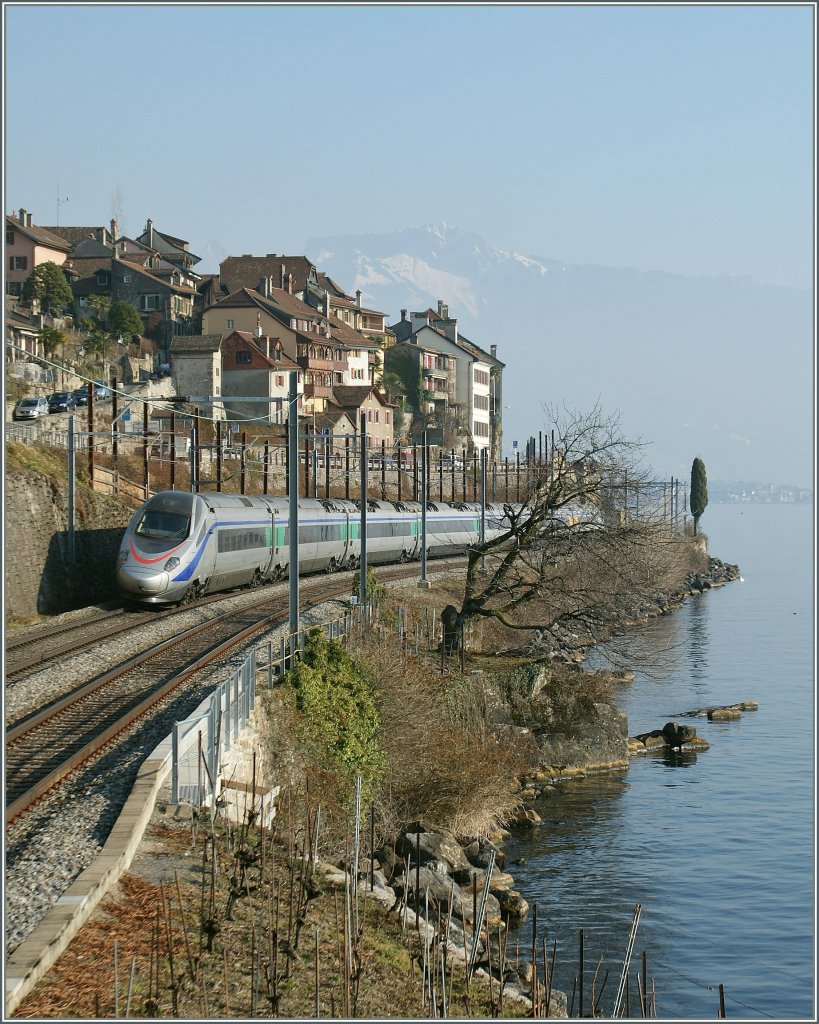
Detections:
[56, 183, 69, 226]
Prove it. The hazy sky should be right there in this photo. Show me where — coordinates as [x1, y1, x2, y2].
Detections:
[4, 3, 814, 289]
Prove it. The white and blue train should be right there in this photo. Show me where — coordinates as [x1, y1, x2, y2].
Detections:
[117, 490, 513, 605]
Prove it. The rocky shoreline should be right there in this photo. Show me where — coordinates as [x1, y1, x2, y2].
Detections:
[317, 822, 568, 1015]
[313, 555, 746, 1015]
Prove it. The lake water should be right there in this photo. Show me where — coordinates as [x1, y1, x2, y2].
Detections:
[504, 502, 815, 1020]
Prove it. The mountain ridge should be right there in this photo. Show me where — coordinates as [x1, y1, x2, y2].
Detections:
[304, 223, 813, 488]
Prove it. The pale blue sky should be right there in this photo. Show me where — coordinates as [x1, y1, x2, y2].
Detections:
[4, 3, 814, 287]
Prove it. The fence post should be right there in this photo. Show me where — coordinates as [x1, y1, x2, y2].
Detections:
[171, 722, 180, 804]
[223, 680, 232, 752]
[208, 693, 218, 806]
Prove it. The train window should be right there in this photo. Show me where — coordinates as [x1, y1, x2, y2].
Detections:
[135, 511, 190, 540]
[217, 527, 269, 553]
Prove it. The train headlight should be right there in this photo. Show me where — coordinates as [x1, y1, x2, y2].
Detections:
[118, 551, 128, 566]
[164, 556, 180, 571]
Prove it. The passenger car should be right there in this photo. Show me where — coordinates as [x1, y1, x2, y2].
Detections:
[118, 492, 512, 604]
[12, 396, 49, 421]
[47, 391, 77, 413]
[72, 388, 88, 407]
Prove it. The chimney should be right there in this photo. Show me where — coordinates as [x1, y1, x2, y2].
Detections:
[286, 273, 293, 295]
[401, 308, 407, 321]
[281, 263, 286, 290]
[356, 289, 361, 307]
[490, 344, 497, 359]
[18, 208, 26, 225]
[258, 277, 269, 298]
[256, 311, 262, 338]
[325, 288, 332, 316]
[442, 304, 449, 319]
[146, 218, 153, 247]
[437, 299, 444, 316]
[110, 218, 118, 240]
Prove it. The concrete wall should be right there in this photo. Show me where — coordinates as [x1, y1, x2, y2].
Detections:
[4, 470, 134, 620]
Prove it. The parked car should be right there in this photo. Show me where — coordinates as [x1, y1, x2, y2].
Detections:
[73, 382, 111, 402]
[47, 391, 77, 414]
[12, 396, 49, 421]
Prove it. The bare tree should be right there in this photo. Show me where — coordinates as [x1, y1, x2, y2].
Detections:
[445, 402, 689, 657]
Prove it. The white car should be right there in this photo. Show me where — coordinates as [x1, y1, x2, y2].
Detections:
[13, 396, 49, 421]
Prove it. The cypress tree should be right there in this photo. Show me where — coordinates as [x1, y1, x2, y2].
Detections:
[690, 457, 708, 535]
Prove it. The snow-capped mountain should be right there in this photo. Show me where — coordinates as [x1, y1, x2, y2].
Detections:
[305, 224, 813, 488]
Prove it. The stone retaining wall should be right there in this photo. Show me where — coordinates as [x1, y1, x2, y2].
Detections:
[4, 471, 132, 619]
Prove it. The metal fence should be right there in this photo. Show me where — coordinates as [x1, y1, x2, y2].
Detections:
[166, 603, 378, 815]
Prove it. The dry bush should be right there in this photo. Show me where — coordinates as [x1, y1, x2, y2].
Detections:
[354, 635, 527, 840]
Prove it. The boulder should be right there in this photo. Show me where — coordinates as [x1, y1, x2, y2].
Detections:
[398, 865, 501, 925]
[492, 887, 530, 927]
[394, 828, 471, 875]
[662, 721, 698, 749]
[510, 805, 542, 828]
[453, 864, 515, 891]
[535, 701, 629, 773]
[462, 836, 506, 871]
[708, 707, 742, 721]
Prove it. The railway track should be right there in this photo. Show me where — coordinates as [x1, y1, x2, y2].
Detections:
[5, 559, 458, 826]
[4, 594, 242, 678]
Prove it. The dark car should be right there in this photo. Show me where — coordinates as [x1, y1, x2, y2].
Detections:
[47, 391, 77, 414]
[72, 387, 88, 407]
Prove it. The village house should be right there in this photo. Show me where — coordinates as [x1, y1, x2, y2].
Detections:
[5, 209, 70, 299]
[167, 334, 226, 421]
[220, 328, 303, 426]
[217, 254, 394, 358]
[389, 301, 504, 459]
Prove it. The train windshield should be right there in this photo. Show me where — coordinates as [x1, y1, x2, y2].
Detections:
[134, 510, 191, 540]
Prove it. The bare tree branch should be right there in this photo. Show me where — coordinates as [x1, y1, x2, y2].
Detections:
[445, 404, 690, 659]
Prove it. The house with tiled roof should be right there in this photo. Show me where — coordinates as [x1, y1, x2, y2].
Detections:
[65, 247, 198, 351]
[5, 210, 71, 299]
[135, 219, 201, 271]
[220, 329, 303, 426]
[327, 317, 385, 387]
[329, 384, 395, 451]
[322, 285, 395, 354]
[217, 253, 395, 357]
[203, 283, 351, 416]
[5, 307, 44, 360]
[168, 334, 226, 421]
[218, 255, 317, 302]
[41, 222, 117, 249]
[389, 300, 505, 458]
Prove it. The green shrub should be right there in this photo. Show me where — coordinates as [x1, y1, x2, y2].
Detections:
[286, 628, 384, 787]
[351, 566, 387, 605]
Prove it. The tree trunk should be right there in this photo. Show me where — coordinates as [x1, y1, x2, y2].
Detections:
[440, 604, 461, 653]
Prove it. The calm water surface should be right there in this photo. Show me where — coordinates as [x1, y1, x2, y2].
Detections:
[504, 503, 815, 1020]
